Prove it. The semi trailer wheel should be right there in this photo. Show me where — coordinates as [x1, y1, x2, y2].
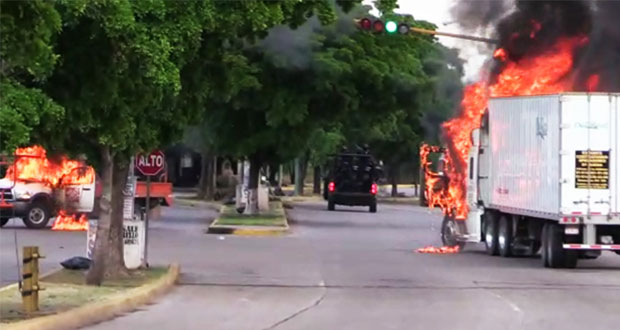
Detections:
[543, 222, 577, 268]
[484, 212, 499, 256]
[541, 223, 549, 267]
[0, 217, 8, 227]
[498, 215, 513, 257]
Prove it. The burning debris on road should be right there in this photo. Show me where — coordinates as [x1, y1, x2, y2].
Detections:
[416, 245, 461, 254]
[52, 211, 89, 231]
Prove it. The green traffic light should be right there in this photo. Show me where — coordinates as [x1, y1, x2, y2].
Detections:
[385, 20, 397, 34]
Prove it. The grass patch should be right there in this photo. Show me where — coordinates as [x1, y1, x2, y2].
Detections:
[215, 201, 286, 227]
[42, 267, 167, 287]
[0, 267, 168, 323]
[216, 217, 285, 226]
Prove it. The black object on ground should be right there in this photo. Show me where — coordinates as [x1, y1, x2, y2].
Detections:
[60, 256, 92, 270]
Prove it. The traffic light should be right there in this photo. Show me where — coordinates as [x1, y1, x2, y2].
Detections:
[357, 18, 410, 35]
[385, 20, 397, 34]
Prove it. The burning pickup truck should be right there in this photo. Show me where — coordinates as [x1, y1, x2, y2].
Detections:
[0, 146, 95, 229]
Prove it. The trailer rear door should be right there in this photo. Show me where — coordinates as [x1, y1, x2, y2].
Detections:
[560, 94, 619, 218]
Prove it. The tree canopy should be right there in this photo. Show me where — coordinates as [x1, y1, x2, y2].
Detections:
[199, 2, 462, 185]
[0, 0, 463, 281]
[0, 0, 63, 154]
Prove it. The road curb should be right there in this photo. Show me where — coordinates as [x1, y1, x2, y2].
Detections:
[207, 202, 289, 236]
[207, 219, 289, 236]
[2, 263, 180, 330]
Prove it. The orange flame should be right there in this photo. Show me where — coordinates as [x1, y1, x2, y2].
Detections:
[425, 36, 589, 220]
[416, 245, 461, 254]
[4, 146, 95, 231]
[4, 145, 94, 187]
[51, 210, 89, 231]
[586, 74, 599, 92]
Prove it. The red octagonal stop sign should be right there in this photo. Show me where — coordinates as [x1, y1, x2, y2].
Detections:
[135, 150, 165, 176]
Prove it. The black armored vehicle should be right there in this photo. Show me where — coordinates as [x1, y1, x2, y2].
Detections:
[323, 147, 383, 213]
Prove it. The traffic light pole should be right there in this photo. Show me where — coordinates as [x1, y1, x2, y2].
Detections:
[355, 18, 498, 45]
[409, 27, 498, 45]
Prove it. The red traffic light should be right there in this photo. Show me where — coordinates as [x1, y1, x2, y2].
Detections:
[359, 18, 372, 30]
[373, 20, 384, 32]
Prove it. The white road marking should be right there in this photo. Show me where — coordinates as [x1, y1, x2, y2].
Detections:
[489, 291, 522, 313]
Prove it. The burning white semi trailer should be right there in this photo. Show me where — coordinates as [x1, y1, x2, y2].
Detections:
[442, 93, 620, 268]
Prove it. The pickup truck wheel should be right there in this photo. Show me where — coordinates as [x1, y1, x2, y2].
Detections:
[1, 218, 9, 227]
[484, 213, 499, 256]
[498, 215, 513, 257]
[544, 222, 577, 268]
[23, 201, 52, 229]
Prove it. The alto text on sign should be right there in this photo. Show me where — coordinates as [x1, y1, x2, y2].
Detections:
[135, 150, 165, 176]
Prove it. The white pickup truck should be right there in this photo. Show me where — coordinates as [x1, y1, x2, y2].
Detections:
[0, 167, 96, 229]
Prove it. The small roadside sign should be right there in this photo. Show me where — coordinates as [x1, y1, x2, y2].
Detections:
[135, 150, 165, 176]
[134, 150, 165, 269]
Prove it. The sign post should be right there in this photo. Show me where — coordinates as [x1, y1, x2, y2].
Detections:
[135, 150, 165, 268]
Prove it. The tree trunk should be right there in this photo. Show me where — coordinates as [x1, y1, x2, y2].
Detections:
[197, 152, 208, 198]
[236, 159, 244, 209]
[391, 180, 398, 197]
[390, 165, 398, 197]
[197, 152, 216, 200]
[299, 153, 309, 189]
[313, 166, 321, 194]
[211, 156, 217, 198]
[288, 162, 294, 186]
[86, 147, 118, 284]
[267, 163, 278, 186]
[278, 164, 283, 187]
[294, 158, 303, 196]
[108, 159, 129, 274]
[245, 154, 260, 215]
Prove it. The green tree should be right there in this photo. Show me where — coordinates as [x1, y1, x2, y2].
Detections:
[40, 0, 344, 283]
[42, 0, 214, 284]
[0, 0, 63, 154]
[181, 1, 358, 213]
[201, 1, 445, 209]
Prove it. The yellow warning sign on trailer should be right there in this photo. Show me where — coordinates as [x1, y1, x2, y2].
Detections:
[575, 150, 609, 189]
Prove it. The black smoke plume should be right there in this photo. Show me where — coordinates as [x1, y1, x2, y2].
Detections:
[451, 0, 620, 91]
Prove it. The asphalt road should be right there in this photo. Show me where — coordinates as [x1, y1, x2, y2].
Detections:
[1, 201, 619, 329]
